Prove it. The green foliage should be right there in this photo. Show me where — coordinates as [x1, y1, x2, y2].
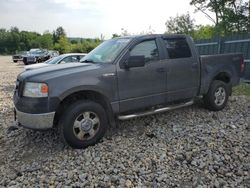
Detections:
[190, 0, 250, 35]
[0, 26, 102, 54]
[39, 33, 54, 49]
[70, 39, 101, 53]
[112, 33, 120, 38]
[54, 36, 70, 54]
[53, 26, 66, 43]
[193, 25, 215, 40]
[165, 13, 195, 36]
[233, 83, 250, 96]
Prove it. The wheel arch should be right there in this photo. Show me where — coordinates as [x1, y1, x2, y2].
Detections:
[204, 71, 232, 96]
[53, 89, 115, 128]
[213, 71, 231, 84]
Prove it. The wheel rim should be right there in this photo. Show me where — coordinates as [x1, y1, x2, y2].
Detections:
[214, 87, 226, 106]
[73, 111, 100, 141]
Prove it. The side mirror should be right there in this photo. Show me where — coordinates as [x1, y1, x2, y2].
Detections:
[125, 55, 145, 68]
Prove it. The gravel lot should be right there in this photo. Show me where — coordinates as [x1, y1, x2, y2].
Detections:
[0, 56, 249, 187]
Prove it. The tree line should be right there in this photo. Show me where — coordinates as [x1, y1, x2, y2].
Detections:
[0, 0, 249, 54]
[0, 26, 102, 54]
[165, 0, 250, 39]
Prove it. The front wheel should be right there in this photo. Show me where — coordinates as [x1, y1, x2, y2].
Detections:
[203, 80, 230, 111]
[58, 100, 108, 149]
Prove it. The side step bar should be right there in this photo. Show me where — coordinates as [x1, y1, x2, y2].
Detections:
[118, 100, 194, 120]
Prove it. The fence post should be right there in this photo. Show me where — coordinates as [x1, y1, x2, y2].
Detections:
[217, 37, 224, 54]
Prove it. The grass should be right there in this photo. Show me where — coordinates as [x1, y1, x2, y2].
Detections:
[233, 83, 250, 96]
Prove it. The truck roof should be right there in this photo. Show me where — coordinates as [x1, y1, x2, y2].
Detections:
[116, 34, 188, 40]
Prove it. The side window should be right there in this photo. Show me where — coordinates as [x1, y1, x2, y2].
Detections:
[71, 56, 79, 62]
[164, 38, 191, 59]
[60, 56, 72, 64]
[130, 40, 159, 62]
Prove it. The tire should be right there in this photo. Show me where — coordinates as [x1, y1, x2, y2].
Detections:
[58, 100, 108, 149]
[203, 80, 230, 111]
[13, 60, 18, 63]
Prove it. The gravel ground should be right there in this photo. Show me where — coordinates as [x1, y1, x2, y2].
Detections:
[0, 56, 249, 187]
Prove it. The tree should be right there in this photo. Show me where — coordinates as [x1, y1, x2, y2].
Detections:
[112, 33, 120, 38]
[193, 25, 215, 39]
[0, 26, 101, 55]
[53, 26, 66, 43]
[190, 0, 250, 35]
[54, 36, 70, 54]
[165, 13, 195, 36]
[39, 33, 53, 49]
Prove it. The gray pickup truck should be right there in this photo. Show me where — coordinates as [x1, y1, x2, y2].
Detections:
[14, 34, 244, 148]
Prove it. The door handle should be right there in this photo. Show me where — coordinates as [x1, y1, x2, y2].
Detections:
[156, 67, 165, 73]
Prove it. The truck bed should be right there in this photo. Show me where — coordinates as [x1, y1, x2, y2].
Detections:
[199, 53, 243, 95]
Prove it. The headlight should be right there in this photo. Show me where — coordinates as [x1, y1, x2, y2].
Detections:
[23, 82, 48, 97]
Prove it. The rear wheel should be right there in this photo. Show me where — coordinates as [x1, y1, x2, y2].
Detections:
[58, 100, 108, 149]
[203, 80, 230, 111]
[13, 60, 18, 63]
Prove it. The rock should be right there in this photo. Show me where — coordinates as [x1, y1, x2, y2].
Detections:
[0, 59, 249, 187]
[185, 152, 193, 163]
[125, 179, 132, 187]
[191, 160, 198, 166]
[78, 174, 88, 182]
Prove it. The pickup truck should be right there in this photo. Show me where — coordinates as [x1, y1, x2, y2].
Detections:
[12, 51, 28, 63]
[13, 34, 244, 149]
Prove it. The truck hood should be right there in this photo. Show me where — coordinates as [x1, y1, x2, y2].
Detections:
[18, 63, 101, 82]
[24, 63, 51, 71]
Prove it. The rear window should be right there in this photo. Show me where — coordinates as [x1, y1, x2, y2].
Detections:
[164, 38, 191, 59]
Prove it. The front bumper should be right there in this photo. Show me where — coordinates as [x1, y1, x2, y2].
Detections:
[15, 108, 55, 130]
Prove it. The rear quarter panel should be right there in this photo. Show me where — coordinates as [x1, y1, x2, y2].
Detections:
[199, 53, 243, 95]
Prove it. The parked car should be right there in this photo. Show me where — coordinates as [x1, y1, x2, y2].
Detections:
[22, 49, 50, 65]
[48, 50, 59, 58]
[12, 51, 28, 63]
[14, 34, 244, 149]
[24, 53, 87, 71]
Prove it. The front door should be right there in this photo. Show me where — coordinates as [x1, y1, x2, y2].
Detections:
[117, 39, 166, 113]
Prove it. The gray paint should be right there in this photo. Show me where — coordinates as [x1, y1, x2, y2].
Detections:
[15, 34, 242, 126]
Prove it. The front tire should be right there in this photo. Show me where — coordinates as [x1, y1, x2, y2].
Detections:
[58, 100, 108, 149]
[203, 80, 230, 111]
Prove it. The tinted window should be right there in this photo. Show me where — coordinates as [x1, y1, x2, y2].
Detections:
[164, 38, 191, 59]
[130, 40, 159, 62]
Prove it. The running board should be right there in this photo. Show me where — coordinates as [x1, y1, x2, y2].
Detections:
[118, 100, 194, 120]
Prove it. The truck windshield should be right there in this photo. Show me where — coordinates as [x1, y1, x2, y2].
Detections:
[80, 38, 131, 64]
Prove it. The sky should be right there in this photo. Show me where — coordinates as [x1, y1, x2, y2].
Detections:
[0, 0, 214, 39]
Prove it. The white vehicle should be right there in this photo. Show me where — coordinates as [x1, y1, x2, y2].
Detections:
[24, 53, 87, 71]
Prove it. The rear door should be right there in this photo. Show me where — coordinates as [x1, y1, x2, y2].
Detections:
[161, 37, 199, 102]
[117, 38, 167, 113]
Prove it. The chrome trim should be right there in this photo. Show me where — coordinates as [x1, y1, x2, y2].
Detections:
[102, 73, 115, 77]
[15, 108, 55, 129]
[118, 101, 193, 120]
